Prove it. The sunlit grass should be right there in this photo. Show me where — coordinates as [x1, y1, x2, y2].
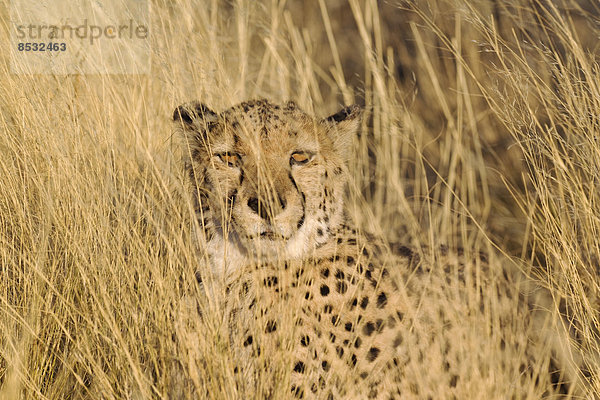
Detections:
[0, 0, 598, 398]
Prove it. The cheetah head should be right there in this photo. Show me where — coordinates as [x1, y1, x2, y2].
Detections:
[174, 99, 361, 272]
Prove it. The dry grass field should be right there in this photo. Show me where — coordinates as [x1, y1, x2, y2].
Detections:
[1, 0, 599, 398]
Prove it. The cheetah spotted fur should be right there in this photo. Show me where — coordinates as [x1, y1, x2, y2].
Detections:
[173, 99, 585, 399]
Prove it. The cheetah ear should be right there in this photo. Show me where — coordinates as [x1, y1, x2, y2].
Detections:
[173, 101, 219, 138]
[323, 104, 362, 161]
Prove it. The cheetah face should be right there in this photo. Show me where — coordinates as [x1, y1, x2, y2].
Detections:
[174, 99, 361, 263]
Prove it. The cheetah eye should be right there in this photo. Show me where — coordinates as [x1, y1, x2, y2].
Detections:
[217, 153, 241, 167]
[291, 151, 312, 165]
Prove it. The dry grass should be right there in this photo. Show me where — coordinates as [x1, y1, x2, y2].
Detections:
[0, 0, 599, 398]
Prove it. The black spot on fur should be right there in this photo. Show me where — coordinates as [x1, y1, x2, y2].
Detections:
[263, 276, 278, 287]
[387, 315, 397, 328]
[320, 285, 330, 296]
[265, 320, 277, 333]
[350, 353, 358, 366]
[317, 228, 323, 236]
[337, 281, 348, 294]
[243, 335, 253, 346]
[392, 245, 413, 257]
[367, 347, 380, 362]
[329, 333, 336, 343]
[331, 315, 340, 325]
[391, 244, 421, 266]
[323, 304, 333, 313]
[377, 292, 388, 308]
[291, 385, 304, 399]
[450, 375, 458, 387]
[334, 167, 342, 175]
[363, 322, 375, 336]
[300, 336, 310, 346]
[336, 346, 344, 358]
[393, 334, 403, 347]
[345, 322, 353, 332]
[311, 383, 318, 393]
[321, 268, 330, 278]
[354, 337, 362, 348]
[322, 361, 330, 371]
[294, 361, 306, 373]
[335, 269, 345, 280]
[360, 297, 369, 309]
[297, 213, 305, 229]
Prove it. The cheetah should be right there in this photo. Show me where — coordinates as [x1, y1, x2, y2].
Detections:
[173, 99, 586, 399]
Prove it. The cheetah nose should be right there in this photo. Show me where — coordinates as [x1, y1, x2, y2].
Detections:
[247, 196, 286, 220]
